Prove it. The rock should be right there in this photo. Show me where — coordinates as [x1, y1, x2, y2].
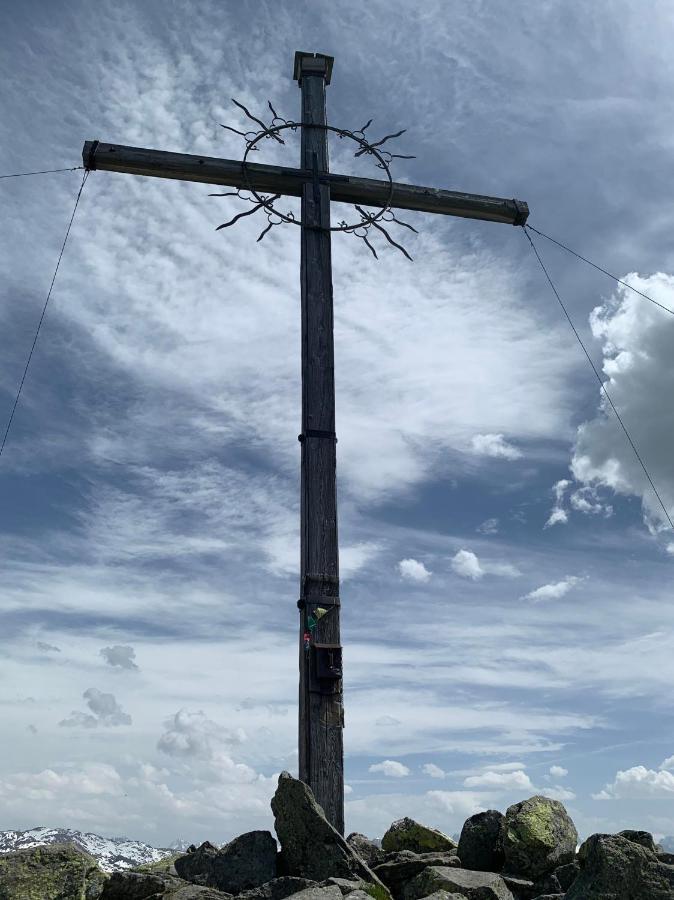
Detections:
[501, 796, 577, 881]
[566, 833, 674, 899]
[547, 862, 578, 892]
[403, 866, 514, 900]
[382, 820, 457, 856]
[284, 887, 344, 900]
[346, 835, 385, 869]
[133, 854, 181, 876]
[414, 893, 467, 900]
[457, 812, 505, 875]
[530, 895, 563, 900]
[325, 878, 364, 895]
[374, 853, 460, 898]
[344, 891, 373, 900]
[0, 843, 106, 900]
[174, 832, 276, 893]
[271, 772, 384, 887]
[237, 877, 319, 900]
[100, 870, 231, 898]
[528, 873, 560, 898]
[618, 829, 657, 852]
[499, 874, 535, 899]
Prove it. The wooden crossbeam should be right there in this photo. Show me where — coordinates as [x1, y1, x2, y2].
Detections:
[82, 141, 529, 226]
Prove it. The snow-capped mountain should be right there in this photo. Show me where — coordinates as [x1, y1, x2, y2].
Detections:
[0, 827, 177, 873]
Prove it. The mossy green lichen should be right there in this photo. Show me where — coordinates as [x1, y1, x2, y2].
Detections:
[359, 880, 393, 900]
[132, 852, 181, 874]
[0, 843, 106, 900]
[507, 798, 556, 849]
[381, 818, 456, 854]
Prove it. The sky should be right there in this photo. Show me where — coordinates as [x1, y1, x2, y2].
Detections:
[1, 0, 674, 849]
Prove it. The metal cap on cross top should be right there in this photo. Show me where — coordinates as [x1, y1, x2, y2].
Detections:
[293, 51, 334, 85]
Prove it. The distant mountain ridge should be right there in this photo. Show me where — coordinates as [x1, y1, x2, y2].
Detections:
[0, 827, 181, 872]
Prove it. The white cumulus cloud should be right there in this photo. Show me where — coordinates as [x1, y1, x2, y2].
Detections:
[451, 549, 520, 580]
[369, 760, 410, 778]
[463, 769, 533, 790]
[549, 765, 568, 778]
[471, 433, 522, 460]
[422, 763, 446, 779]
[570, 275, 674, 532]
[59, 688, 132, 728]
[100, 645, 138, 670]
[522, 575, 581, 602]
[397, 558, 432, 582]
[593, 765, 674, 799]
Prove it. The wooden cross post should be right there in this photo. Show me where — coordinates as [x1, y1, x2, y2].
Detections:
[82, 50, 528, 835]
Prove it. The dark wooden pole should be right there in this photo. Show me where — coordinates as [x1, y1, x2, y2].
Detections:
[294, 51, 344, 833]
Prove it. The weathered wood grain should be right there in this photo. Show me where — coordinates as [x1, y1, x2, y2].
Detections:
[82, 141, 529, 225]
[295, 52, 344, 835]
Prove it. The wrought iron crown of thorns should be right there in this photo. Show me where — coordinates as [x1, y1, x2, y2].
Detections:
[212, 99, 418, 260]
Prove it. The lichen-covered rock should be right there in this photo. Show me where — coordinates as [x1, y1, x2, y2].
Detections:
[174, 832, 276, 893]
[237, 877, 318, 900]
[403, 866, 514, 900]
[100, 870, 231, 898]
[457, 812, 505, 874]
[618, 829, 657, 852]
[374, 852, 460, 898]
[271, 772, 384, 888]
[346, 835, 385, 869]
[501, 797, 577, 881]
[500, 873, 535, 899]
[382, 820, 456, 856]
[324, 878, 363, 895]
[414, 893, 467, 900]
[0, 843, 105, 900]
[283, 887, 344, 900]
[566, 833, 674, 899]
[132, 854, 181, 876]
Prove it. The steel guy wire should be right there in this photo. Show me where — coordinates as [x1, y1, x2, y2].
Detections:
[522, 226, 674, 531]
[0, 169, 90, 460]
[0, 166, 85, 180]
[525, 223, 674, 317]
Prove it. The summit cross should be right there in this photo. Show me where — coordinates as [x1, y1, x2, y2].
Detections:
[82, 50, 529, 835]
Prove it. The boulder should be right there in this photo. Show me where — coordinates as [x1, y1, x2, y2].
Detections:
[382, 820, 456, 855]
[284, 887, 344, 900]
[346, 835, 385, 869]
[374, 853, 460, 898]
[501, 796, 577, 880]
[271, 772, 384, 887]
[174, 832, 277, 894]
[100, 870, 231, 898]
[413, 893, 467, 900]
[618, 829, 657, 852]
[403, 866, 514, 900]
[499, 874, 535, 899]
[457, 812, 505, 874]
[324, 878, 364, 895]
[546, 862, 578, 892]
[566, 833, 674, 899]
[0, 843, 106, 900]
[343, 891, 372, 900]
[237, 877, 319, 900]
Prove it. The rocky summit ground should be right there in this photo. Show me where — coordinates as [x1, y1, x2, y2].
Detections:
[1, 772, 673, 899]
